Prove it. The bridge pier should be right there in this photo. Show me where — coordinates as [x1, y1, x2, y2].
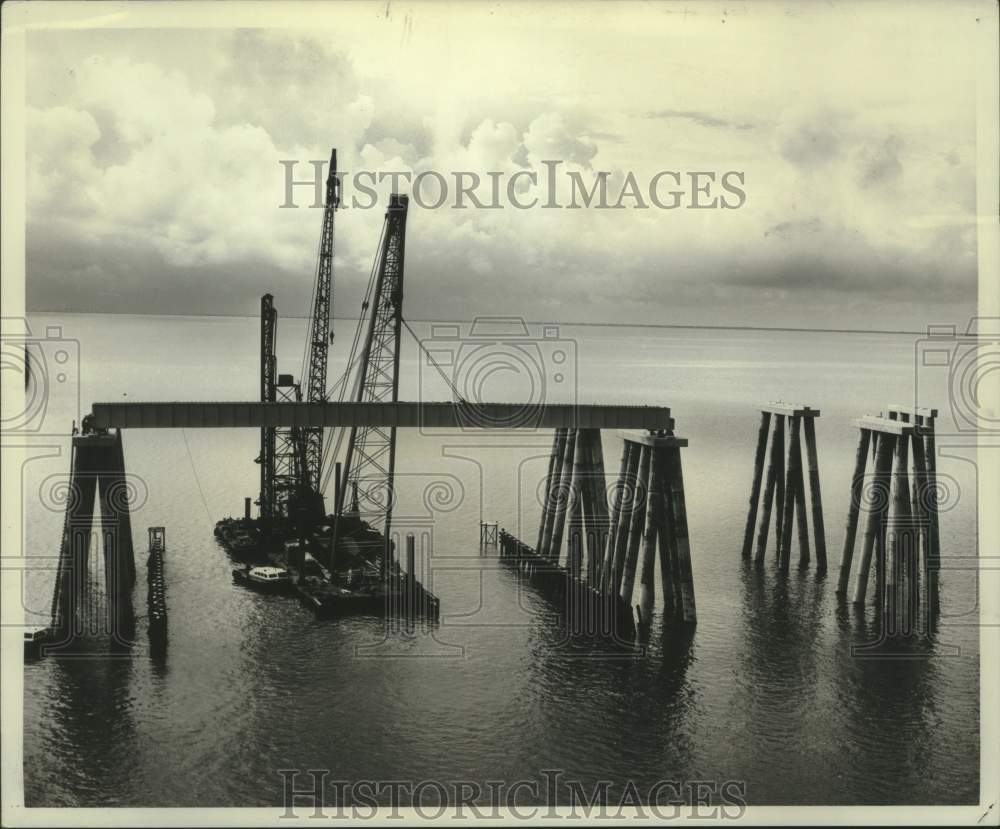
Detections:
[502, 425, 695, 641]
[742, 403, 826, 573]
[48, 428, 137, 654]
[838, 407, 940, 635]
[611, 430, 696, 629]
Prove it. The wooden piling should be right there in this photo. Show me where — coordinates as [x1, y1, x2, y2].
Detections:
[405, 534, 416, 619]
[566, 429, 587, 580]
[742, 411, 772, 559]
[885, 432, 911, 631]
[755, 415, 782, 562]
[837, 428, 871, 594]
[903, 414, 938, 620]
[537, 428, 566, 556]
[600, 440, 631, 592]
[792, 426, 810, 566]
[656, 466, 679, 617]
[103, 429, 137, 591]
[619, 445, 651, 606]
[853, 433, 895, 605]
[577, 431, 597, 582]
[663, 445, 696, 624]
[898, 416, 923, 626]
[406, 534, 416, 582]
[773, 415, 786, 557]
[909, 427, 929, 604]
[540, 429, 575, 562]
[583, 430, 609, 587]
[778, 415, 800, 571]
[922, 420, 941, 615]
[635, 447, 664, 626]
[610, 442, 641, 596]
[802, 417, 827, 570]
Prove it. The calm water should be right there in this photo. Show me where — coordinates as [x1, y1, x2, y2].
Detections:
[21, 313, 979, 806]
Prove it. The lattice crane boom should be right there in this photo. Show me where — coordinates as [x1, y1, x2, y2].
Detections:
[256, 293, 277, 520]
[303, 148, 340, 498]
[337, 194, 409, 560]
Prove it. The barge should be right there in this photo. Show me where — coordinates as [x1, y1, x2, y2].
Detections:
[214, 513, 440, 620]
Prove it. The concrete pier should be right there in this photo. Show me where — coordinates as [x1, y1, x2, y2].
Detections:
[48, 428, 137, 653]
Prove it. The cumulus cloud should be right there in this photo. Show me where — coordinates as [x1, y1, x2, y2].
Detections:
[21, 10, 980, 331]
[522, 113, 598, 168]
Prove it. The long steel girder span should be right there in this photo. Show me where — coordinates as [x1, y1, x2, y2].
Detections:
[89, 401, 674, 431]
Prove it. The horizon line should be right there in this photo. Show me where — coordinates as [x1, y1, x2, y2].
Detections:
[23, 308, 932, 337]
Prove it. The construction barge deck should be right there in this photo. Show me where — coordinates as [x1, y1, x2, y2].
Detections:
[216, 514, 439, 621]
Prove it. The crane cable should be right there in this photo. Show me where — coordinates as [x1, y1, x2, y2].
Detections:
[399, 315, 467, 404]
[317, 314, 468, 499]
[313, 219, 471, 498]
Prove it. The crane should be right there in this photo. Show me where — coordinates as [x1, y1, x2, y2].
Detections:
[256, 150, 338, 526]
[256, 293, 277, 521]
[301, 148, 340, 517]
[331, 194, 410, 568]
[255, 152, 410, 575]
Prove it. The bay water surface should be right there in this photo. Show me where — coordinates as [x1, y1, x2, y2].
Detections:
[20, 313, 979, 806]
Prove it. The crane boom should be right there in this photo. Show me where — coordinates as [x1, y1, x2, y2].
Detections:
[303, 148, 340, 498]
[257, 293, 277, 520]
[338, 194, 409, 566]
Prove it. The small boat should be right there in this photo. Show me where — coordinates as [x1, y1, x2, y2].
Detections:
[232, 565, 294, 594]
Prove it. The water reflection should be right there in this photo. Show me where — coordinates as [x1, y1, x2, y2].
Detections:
[828, 606, 951, 803]
[34, 651, 138, 806]
[519, 580, 698, 803]
[738, 562, 827, 686]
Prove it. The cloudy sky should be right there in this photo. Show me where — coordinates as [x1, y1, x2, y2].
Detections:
[22, 2, 987, 330]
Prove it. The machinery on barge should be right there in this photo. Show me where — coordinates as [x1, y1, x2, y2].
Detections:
[214, 150, 438, 619]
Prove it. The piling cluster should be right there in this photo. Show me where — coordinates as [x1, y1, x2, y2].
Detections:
[498, 527, 630, 635]
[742, 403, 827, 571]
[604, 430, 697, 627]
[385, 534, 441, 623]
[495, 423, 696, 639]
[837, 406, 941, 633]
[49, 428, 137, 649]
[492, 400, 947, 646]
